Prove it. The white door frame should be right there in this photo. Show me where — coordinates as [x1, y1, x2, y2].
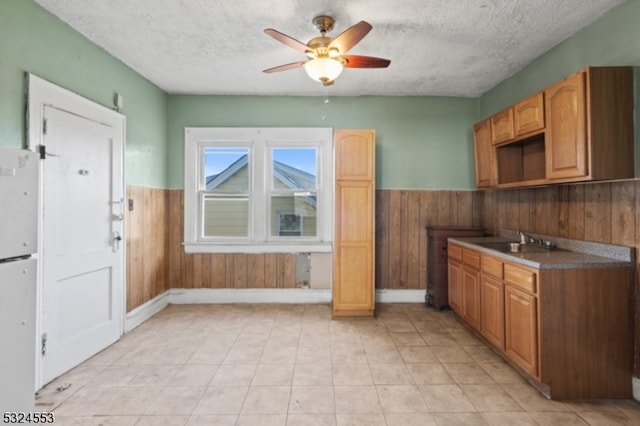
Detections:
[26, 74, 126, 390]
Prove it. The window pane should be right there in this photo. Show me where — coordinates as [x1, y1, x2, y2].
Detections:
[272, 148, 317, 190]
[205, 147, 249, 191]
[271, 194, 317, 237]
[203, 196, 249, 237]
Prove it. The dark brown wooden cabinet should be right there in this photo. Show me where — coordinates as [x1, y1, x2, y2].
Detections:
[426, 226, 484, 310]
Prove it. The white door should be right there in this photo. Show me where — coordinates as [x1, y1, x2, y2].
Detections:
[40, 105, 124, 384]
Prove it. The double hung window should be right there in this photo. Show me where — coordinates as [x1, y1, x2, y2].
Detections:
[184, 128, 333, 253]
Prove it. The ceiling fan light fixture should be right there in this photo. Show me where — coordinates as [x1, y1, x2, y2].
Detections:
[264, 16, 390, 86]
[328, 47, 340, 58]
[304, 57, 344, 85]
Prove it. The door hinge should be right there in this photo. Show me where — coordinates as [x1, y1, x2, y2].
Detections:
[41, 332, 48, 356]
[38, 145, 46, 160]
[43, 118, 47, 135]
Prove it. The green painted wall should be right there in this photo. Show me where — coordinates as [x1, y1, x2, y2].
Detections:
[5, 0, 638, 190]
[478, 0, 640, 174]
[0, 0, 169, 187]
[168, 95, 478, 190]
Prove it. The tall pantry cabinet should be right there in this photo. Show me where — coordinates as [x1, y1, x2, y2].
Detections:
[332, 130, 376, 318]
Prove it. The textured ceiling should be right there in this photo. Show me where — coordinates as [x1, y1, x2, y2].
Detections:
[34, 0, 625, 97]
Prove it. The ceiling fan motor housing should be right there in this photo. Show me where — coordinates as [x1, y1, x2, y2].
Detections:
[312, 15, 335, 34]
[306, 37, 340, 59]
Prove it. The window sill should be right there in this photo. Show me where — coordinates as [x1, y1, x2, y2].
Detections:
[183, 242, 333, 254]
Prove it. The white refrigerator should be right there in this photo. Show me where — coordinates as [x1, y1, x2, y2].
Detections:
[0, 146, 38, 413]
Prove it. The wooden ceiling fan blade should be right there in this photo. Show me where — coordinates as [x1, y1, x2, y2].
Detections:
[343, 55, 391, 68]
[329, 21, 372, 54]
[263, 61, 306, 73]
[264, 28, 309, 54]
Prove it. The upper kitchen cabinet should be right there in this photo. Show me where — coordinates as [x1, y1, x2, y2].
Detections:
[473, 66, 634, 189]
[491, 93, 544, 146]
[490, 108, 514, 145]
[473, 119, 496, 188]
[545, 67, 634, 183]
[513, 92, 544, 137]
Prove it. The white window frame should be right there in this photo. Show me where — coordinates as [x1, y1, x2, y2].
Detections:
[184, 127, 333, 253]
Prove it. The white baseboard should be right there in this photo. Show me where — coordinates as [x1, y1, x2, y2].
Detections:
[124, 292, 170, 332]
[633, 376, 640, 402]
[168, 288, 332, 304]
[375, 289, 426, 303]
[123, 288, 427, 332]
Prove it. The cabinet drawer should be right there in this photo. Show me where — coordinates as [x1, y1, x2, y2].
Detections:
[448, 244, 462, 261]
[504, 263, 537, 293]
[462, 249, 481, 269]
[481, 256, 503, 279]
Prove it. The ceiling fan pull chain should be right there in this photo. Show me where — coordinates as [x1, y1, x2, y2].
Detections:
[321, 86, 329, 121]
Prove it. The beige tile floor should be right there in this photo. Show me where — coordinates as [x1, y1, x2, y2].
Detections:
[36, 303, 640, 425]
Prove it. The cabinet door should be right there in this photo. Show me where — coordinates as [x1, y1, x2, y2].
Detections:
[480, 274, 504, 350]
[545, 71, 587, 180]
[473, 119, 495, 188]
[491, 108, 514, 144]
[505, 285, 538, 377]
[334, 129, 375, 181]
[333, 181, 374, 314]
[448, 260, 463, 315]
[462, 265, 480, 330]
[514, 92, 544, 137]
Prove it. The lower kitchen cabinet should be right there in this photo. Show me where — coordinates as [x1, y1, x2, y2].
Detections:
[461, 264, 480, 330]
[448, 241, 632, 399]
[448, 259, 462, 314]
[448, 245, 481, 331]
[480, 273, 504, 350]
[504, 283, 538, 377]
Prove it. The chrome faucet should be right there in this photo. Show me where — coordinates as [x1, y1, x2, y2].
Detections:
[518, 231, 554, 249]
[519, 231, 535, 244]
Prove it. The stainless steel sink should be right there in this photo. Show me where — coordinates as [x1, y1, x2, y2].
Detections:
[478, 241, 554, 254]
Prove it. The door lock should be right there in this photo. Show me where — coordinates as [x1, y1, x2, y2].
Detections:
[112, 198, 124, 221]
[113, 231, 122, 252]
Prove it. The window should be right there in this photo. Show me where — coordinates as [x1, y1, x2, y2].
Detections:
[203, 147, 250, 238]
[184, 128, 333, 253]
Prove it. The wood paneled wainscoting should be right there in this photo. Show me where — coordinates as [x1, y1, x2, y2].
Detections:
[126, 187, 298, 312]
[477, 179, 640, 377]
[126, 187, 483, 311]
[166, 190, 297, 291]
[125, 186, 168, 312]
[375, 189, 484, 290]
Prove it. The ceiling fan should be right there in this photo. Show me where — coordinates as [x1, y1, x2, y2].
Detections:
[263, 15, 391, 87]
